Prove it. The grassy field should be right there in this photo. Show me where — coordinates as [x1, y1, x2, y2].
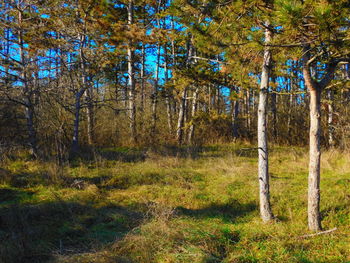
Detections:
[0, 143, 349, 263]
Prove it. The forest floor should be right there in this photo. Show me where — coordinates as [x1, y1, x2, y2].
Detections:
[0, 143, 349, 263]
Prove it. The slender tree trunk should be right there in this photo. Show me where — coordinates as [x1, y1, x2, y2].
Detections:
[18, 4, 38, 157]
[127, 0, 137, 143]
[72, 89, 84, 153]
[187, 88, 199, 144]
[176, 88, 187, 144]
[246, 90, 251, 131]
[258, 22, 274, 222]
[231, 88, 239, 140]
[286, 77, 293, 140]
[166, 95, 173, 133]
[164, 47, 173, 133]
[217, 87, 221, 114]
[24, 100, 38, 156]
[308, 87, 322, 231]
[302, 44, 323, 232]
[85, 87, 94, 145]
[140, 43, 146, 113]
[71, 30, 88, 153]
[151, 44, 161, 136]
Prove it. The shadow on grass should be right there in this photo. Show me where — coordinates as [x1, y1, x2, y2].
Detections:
[0, 168, 48, 188]
[0, 197, 144, 263]
[69, 145, 209, 164]
[147, 145, 205, 159]
[177, 199, 257, 223]
[69, 146, 147, 165]
[0, 188, 35, 203]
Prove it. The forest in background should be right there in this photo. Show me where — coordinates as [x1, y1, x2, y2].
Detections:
[1, 0, 349, 158]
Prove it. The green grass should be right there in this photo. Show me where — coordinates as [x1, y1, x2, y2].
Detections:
[0, 144, 349, 263]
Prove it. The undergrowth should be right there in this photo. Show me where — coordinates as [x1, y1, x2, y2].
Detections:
[0, 144, 349, 263]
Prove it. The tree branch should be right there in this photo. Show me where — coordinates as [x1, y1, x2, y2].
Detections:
[299, 228, 337, 239]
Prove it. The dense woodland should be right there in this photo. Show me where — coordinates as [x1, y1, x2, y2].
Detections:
[1, 0, 350, 154]
[0, 0, 350, 262]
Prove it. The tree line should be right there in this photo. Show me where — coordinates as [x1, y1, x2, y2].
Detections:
[0, 0, 349, 232]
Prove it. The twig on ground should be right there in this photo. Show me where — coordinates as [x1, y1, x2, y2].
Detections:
[299, 227, 337, 239]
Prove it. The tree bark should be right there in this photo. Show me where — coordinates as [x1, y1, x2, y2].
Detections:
[164, 46, 173, 133]
[187, 88, 199, 144]
[246, 90, 251, 132]
[308, 87, 322, 231]
[302, 45, 322, 232]
[85, 87, 94, 145]
[231, 88, 239, 140]
[18, 3, 38, 157]
[151, 43, 161, 136]
[176, 88, 187, 145]
[127, 0, 137, 143]
[71, 90, 84, 153]
[140, 43, 146, 114]
[24, 100, 38, 157]
[258, 22, 274, 222]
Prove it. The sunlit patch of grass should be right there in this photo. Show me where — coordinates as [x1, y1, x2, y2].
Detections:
[0, 145, 349, 263]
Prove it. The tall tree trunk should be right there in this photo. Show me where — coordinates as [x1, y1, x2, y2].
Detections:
[18, 4, 38, 157]
[151, 43, 161, 136]
[140, 43, 146, 114]
[127, 0, 137, 143]
[286, 77, 293, 140]
[24, 100, 38, 156]
[72, 90, 84, 153]
[85, 87, 94, 145]
[164, 46, 173, 133]
[246, 90, 251, 132]
[187, 88, 199, 144]
[176, 88, 187, 144]
[302, 45, 322, 232]
[71, 30, 88, 153]
[308, 87, 322, 231]
[231, 88, 239, 140]
[257, 22, 274, 222]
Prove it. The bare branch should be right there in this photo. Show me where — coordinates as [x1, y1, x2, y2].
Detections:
[299, 228, 337, 239]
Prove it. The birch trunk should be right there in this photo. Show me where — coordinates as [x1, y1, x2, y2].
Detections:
[258, 22, 274, 222]
[187, 88, 199, 144]
[176, 88, 187, 145]
[127, 0, 137, 143]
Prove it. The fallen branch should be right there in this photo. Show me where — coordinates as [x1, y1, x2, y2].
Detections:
[299, 227, 337, 239]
